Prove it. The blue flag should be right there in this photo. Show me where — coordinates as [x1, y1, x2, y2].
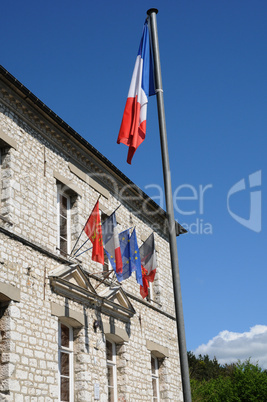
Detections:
[116, 229, 131, 282]
[130, 228, 143, 286]
[116, 228, 142, 286]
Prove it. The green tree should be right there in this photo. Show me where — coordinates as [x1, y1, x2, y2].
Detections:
[188, 353, 267, 402]
[232, 360, 267, 401]
[188, 351, 226, 381]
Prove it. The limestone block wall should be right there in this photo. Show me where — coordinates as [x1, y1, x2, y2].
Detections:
[0, 75, 183, 401]
[0, 89, 176, 316]
[0, 235, 182, 400]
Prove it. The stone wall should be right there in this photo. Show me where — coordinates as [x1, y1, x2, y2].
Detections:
[0, 75, 183, 401]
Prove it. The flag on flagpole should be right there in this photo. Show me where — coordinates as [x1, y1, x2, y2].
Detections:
[117, 19, 156, 164]
[116, 229, 131, 282]
[139, 232, 157, 298]
[102, 213, 123, 274]
[116, 228, 143, 285]
[83, 200, 104, 264]
[130, 228, 143, 285]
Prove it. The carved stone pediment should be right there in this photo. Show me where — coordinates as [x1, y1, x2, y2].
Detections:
[49, 265, 135, 321]
[49, 264, 97, 306]
[49, 263, 96, 291]
[99, 286, 135, 321]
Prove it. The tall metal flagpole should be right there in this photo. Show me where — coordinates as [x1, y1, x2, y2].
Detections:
[147, 9, 192, 402]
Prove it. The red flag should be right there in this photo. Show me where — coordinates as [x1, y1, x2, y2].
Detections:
[84, 201, 104, 264]
[140, 266, 156, 299]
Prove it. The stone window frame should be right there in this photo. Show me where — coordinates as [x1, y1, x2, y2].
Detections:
[56, 185, 80, 258]
[151, 354, 160, 401]
[0, 283, 20, 396]
[103, 322, 129, 402]
[58, 321, 74, 402]
[146, 340, 169, 401]
[57, 187, 71, 256]
[106, 338, 118, 402]
[0, 129, 17, 220]
[0, 145, 11, 218]
[54, 171, 82, 257]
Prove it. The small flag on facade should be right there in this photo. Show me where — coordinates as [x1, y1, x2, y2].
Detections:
[130, 228, 143, 286]
[116, 228, 143, 286]
[117, 19, 156, 164]
[84, 200, 104, 264]
[139, 232, 157, 298]
[102, 213, 123, 274]
[116, 229, 132, 282]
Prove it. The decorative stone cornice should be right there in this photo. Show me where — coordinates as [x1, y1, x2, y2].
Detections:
[0, 69, 186, 240]
[49, 264, 135, 322]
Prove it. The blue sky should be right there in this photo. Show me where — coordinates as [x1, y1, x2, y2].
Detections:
[1, 0, 266, 366]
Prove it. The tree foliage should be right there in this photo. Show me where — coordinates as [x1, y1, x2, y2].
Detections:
[188, 352, 267, 401]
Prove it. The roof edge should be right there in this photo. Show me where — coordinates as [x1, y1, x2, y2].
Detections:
[0, 65, 186, 236]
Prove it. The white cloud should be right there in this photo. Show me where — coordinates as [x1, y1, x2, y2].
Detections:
[194, 325, 267, 369]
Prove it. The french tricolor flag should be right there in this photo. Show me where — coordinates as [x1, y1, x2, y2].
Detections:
[117, 19, 156, 164]
[102, 213, 123, 274]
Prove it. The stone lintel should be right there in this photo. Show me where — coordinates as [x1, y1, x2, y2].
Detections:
[0, 127, 18, 150]
[99, 201, 122, 225]
[51, 301, 84, 327]
[53, 170, 82, 196]
[68, 162, 109, 200]
[0, 281, 20, 302]
[103, 321, 129, 343]
[146, 340, 169, 358]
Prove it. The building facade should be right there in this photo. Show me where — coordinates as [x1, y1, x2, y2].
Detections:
[0, 66, 183, 401]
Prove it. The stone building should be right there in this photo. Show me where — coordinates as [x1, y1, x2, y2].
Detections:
[0, 65, 183, 401]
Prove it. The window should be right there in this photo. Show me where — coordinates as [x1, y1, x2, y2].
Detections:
[57, 189, 71, 256]
[0, 145, 11, 217]
[151, 355, 160, 401]
[0, 302, 9, 393]
[106, 339, 117, 402]
[0, 131, 17, 219]
[58, 322, 73, 402]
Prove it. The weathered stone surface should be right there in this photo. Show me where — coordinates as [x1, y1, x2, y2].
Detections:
[0, 70, 183, 401]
